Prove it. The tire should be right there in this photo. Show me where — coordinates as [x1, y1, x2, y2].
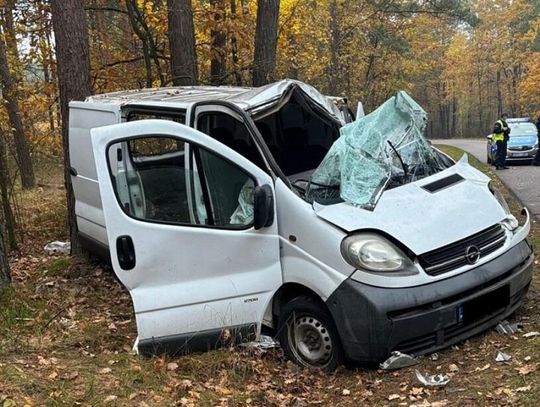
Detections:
[277, 296, 344, 371]
[487, 153, 492, 164]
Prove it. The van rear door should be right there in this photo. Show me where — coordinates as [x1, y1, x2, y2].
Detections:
[90, 119, 282, 355]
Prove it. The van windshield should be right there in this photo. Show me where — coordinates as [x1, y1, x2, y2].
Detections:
[306, 91, 451, 210]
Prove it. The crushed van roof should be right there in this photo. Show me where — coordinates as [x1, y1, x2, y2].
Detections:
[86, 79, 342, 121]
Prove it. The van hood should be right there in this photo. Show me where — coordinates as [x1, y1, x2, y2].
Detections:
[313, 157, 507, 255]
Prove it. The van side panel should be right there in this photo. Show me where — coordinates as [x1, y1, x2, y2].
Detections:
[69, 102, 121, 250]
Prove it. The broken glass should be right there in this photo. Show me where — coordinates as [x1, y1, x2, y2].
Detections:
[307, 91, 447, 209]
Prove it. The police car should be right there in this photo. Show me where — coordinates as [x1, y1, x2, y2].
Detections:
[487, 117, 539, 164]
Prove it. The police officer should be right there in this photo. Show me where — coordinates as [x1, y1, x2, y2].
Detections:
[533, 117, 540, 166]
[493, 113, 510, 170]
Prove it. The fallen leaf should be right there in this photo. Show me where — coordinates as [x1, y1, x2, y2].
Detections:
[523, 332, 539, 338]
[99, 367, 112, 374]
[410, 387, 424, 396]
[449, 364, 459, 373]
[475, 364, 490, 372]
[215, 386, 232, 396]
[515, 385, 531, 392]
[167, 362, 178, 371]
[342, 389, 350, 396]
[104, 395, 117, 403]
[516, 364, 537, 375]
[48, 371, 58, 380]
[388, 394, 400, 401]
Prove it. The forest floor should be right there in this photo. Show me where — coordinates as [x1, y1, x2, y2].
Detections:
[0, 147, 539, 406]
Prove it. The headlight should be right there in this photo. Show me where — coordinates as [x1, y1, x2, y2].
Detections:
[341, 234, 414, 273]
[488, 182, 518, 231]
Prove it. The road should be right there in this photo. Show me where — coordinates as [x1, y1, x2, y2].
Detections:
[432, 138, 540, 221]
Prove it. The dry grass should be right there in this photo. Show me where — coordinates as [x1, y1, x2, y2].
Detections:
[0, 148, 538, 406]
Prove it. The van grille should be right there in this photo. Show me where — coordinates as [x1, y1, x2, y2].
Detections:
[419, 224, 506, 276]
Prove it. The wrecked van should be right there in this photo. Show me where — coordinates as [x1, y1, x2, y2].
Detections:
[69, 80, 533, 370]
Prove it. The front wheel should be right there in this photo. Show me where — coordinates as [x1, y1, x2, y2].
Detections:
[487, 153, 492, 164]
[277, 296, 344, 371]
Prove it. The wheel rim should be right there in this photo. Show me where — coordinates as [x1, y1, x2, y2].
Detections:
[287, 313, 333, 367]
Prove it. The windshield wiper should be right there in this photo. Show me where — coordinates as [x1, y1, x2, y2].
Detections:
[387, 140, 408, 182]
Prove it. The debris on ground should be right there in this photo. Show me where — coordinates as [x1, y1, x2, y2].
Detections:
[44, 241, 71, 255]
[415, 370, 450, 387]
[379, 351, 418, 370]
[430, 353, 439, 361]
[523, 331, 540, 338]
[495, 320, 520, 335]
[495, 351, 512, 363]
[242, 335, 280, 350]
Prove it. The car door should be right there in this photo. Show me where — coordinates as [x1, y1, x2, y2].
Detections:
[91, 119, 282, 355]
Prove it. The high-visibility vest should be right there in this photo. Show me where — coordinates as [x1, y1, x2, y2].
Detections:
[492, 120, 506, 142]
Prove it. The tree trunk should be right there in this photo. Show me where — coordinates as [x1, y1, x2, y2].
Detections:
[229, 0, 242, 86]
[0, 131, 16, 250]
[327, 0, 340, 95]
[50, 0, 92, 256]
[252, 0, 280, 86]
[167, 0, 198, 86]
[210, 0, 227, 85]
[0, 32, 35, 189]
[0, 222, 10, 288]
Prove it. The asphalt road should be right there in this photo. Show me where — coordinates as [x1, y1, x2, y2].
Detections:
[432, 138, 540, 221]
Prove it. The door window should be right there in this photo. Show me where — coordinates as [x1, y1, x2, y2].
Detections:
[197, 112, 265, 168]
[108, 135, 255, 229]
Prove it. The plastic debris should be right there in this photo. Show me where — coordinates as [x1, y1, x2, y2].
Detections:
[495, 320, 520, 335]
[379, 351, 418, 370]
[495, 351, 512, 363]
[44, 241, 71, 255]
[523, 331, 540, 338]
[415, 370, 450, 387]
[242, 335, 280, 350]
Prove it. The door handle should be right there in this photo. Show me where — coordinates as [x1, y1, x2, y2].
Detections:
[116, 235, 136, 270]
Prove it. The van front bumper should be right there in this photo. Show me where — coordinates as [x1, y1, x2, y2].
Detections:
[327, 239, 534, 364]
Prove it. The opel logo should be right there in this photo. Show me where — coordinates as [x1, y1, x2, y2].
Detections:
[464, 245, 481, 265]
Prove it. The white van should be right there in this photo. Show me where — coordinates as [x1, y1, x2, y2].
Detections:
[69, 80, 533, 370]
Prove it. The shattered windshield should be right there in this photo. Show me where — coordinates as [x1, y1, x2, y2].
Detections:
[306, 91, 449, 210]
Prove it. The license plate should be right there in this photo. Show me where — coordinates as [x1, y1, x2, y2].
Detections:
[512, 152, 528, 157]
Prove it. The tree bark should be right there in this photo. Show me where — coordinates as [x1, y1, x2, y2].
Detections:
[210, 0, 227, 85]
[0, 32, 35, 189]
[0, 130, 16, 250]
[50, 0, 92, 256]
[0, 221, 10, 288]
[229, 0, 242, 86]
[167, 0, 198, 86]
[252, 0, 280, 86]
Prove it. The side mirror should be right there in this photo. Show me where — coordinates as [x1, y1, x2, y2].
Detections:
[253, 184, 274, 230]
[486, 134, 493, 140]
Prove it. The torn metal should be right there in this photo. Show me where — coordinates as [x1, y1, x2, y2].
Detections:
[379, 351, 418, 370]
[308, 91, 448, 209]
